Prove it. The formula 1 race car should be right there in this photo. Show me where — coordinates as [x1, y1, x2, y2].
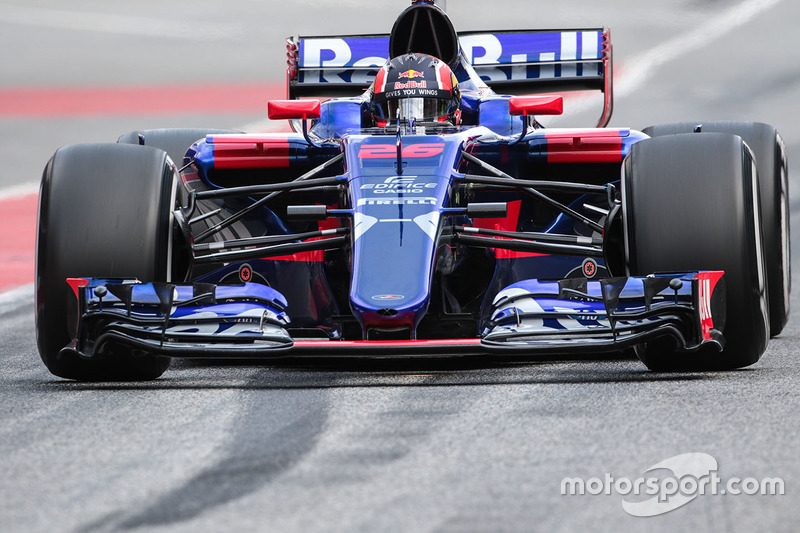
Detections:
[36, 0, 790, 380]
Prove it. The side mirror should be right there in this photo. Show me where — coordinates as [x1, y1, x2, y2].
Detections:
[267, 99, 321, 120]
[508, 95, 564, 117]
[508, 95, 564, 145]
[267, 99, 322, 147]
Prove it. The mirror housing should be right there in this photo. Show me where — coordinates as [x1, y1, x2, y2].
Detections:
[508, 95, 564, 117]
[267, 99, 321, 120]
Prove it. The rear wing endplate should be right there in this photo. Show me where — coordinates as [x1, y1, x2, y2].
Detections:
[286, 28, 613, 127]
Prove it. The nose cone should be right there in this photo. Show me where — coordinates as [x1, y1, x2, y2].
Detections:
[349, 212, 439, 335]
[344, 134, 460, 338]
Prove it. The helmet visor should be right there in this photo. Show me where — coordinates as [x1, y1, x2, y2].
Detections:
[386, 98, 452, 124]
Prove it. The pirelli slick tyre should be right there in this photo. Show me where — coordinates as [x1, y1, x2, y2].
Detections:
[117, 128, 242, 167]
[623, 133, 769, 371]
[36, 144, 177, 381]
[644, 122, 790, 336]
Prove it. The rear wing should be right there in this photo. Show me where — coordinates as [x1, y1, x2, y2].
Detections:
[286, 28, 613, 126]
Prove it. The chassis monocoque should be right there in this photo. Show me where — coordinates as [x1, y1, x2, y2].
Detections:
[35, 0, 790, 380]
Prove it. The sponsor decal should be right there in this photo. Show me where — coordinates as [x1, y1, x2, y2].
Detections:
[582, 258, 598, 278]
[383, 176, 416, 184]
[359, 176, 438, 195]
[238, 264, 253, 283]
[359, 142, 445, 159]
[357, 197, 437, 206]
[384, 88, 440, 99]
[371, 294, 405, 301]
[393, 80, 427, 90]
[299, 31, 604, 83]
[399, 69, 425, 79]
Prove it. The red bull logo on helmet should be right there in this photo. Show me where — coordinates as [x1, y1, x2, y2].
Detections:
[399, 69, 425, 79]
[393, 80, 428, 90]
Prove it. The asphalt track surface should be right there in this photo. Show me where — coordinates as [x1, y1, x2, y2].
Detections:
[1, 1, 799, 531]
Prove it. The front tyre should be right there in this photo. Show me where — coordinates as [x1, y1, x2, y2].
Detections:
[36, 144, 177, 381]
[623, 133, 769, 371]
[644, 122, 790, 336]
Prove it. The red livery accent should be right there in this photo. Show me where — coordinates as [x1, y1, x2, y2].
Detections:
[544, 129, 625, 164]
[375, 66, 388, 93]
[471, 200, 547, 259]
[268, 210, 340, 263]
[359, 145, 396, 159]
[267, 99, 321, 120]
[285, 39, 299, 99]
[238, 264, 253, 282]
[435, 62, 453, 91]
[66, 278, 90, 300]
[582, 259, 598, 278]
[359, 143, 445, 159]
[285, 39, 299, 80]
[210, 135, 291, 169]
[543, 129, 627, 138]
[404, 143, 445, 158]
[696, 271, 725, 341]
[509, 95, 564, 116]
[598, 28, 614, 128]
[292, 338, 482, 349]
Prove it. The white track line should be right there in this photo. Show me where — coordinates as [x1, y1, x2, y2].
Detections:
[616, 0, 783, 98]
[557, 0, 783, 118]
[0, 4, 243, 41]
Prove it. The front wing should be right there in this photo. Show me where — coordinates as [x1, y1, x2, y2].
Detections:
[59, 272, 725, 361]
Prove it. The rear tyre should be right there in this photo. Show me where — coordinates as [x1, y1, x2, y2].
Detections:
[36, 144, 177, 381]
[117, 128, 242, 166]
[623, 133, 769, 371]
[644, 122, 790, 336]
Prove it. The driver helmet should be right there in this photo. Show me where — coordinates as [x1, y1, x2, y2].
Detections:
[371, 53, 461, 126]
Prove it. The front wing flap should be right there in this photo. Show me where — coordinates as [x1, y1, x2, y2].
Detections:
[62, 278, 294, 359]
[482, 272, 726, 354]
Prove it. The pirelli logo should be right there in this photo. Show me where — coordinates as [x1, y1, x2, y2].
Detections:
[357, 197, 437, 206]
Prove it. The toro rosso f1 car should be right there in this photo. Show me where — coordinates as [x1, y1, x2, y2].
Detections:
[36, 0, 790, 380]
